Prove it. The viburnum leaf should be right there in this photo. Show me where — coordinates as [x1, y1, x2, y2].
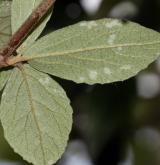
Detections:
[20, 19, 160, 84]
[0, 65, 72, 165]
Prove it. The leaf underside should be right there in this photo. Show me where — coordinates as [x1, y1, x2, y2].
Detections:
[21, 19, 160, 84]
[0, 1, 12, 91]
[11, 0, 52, 53]
[0, 65, 72, 165]
[0, 1, 73, 165]
[0, 68, 11, 91]
[1, 1, 160, 165]
[0, 0, 11, 48]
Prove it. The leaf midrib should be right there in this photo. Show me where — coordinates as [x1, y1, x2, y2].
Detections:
[20, 66, 46, 165]
[7, 40, 160, 65]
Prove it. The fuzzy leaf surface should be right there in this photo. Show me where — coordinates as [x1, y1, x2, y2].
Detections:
[0, 1, 12, 91]
[11, 0, 53, 52]
[22, 19, 160, 84]
[0, 69, 11, 91]
[0, 65, 72, 165]
[0, 1, 11, 48]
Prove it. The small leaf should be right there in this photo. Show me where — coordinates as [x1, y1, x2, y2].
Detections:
[22, 19, 160, 84]
[0, 65, 72, 165]
[0, 1, 11, 48]
[11, 0, 53, 52]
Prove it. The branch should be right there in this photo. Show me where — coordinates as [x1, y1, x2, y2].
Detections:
[0, 0, 56, 67]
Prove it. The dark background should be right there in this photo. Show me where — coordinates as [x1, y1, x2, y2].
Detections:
[1, 0, 160, 165]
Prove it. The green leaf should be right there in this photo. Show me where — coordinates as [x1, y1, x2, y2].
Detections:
[0, 1, 11, 48]
[0, 69, 11, 91]
[0, 65, 72, 165]
[11, 0, 52, 52]
[22, 19, 160, 84]
[0, 1, 12, 91]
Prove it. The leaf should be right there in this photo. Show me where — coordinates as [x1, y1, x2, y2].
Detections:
[0, 65, 72, 165]
[11, 0, 53, 52]
[0, 1, 12, 91]
[21, 19, 160, 84]
[0, 1, 11, 48]
[0, 69, 11, 91]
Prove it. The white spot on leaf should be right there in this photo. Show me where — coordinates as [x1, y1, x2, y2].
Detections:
[39, 77, 50, 85]
[79, 77, 85, 82]
[104, 67, 111, 75]
[105, 19, 122, 28]
[107, 34, 116, 45]
[79, 22, 87, 26]
[53, 89, 66, 98]
[80, 21, 97, 29]
[117, 47, 122, 51]
[89, 70, 98, 80]
[120, 65, 132, 70]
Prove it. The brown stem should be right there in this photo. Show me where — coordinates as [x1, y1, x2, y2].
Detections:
[0, 0, 55, 67]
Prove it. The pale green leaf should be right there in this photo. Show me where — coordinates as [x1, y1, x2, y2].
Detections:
[0, 69, 11, 91]
[22, 19, 160, 84]
[0, 1, 12, 91]
[0, 65, 72, 165]
[0, 1, 11, 48]
[11, 0, 52, 52]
